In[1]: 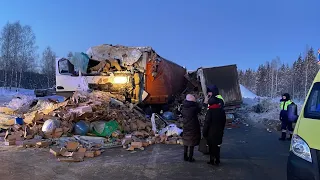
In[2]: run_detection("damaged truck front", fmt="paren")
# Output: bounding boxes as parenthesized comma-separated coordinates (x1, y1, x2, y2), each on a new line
(55, 44, 187, 105)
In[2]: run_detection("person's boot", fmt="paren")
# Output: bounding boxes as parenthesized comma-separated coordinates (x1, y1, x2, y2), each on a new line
(215, 147, 221, 166)
(188, 156, 195, 162)
(188, 146, 195, 162)
(184, 146, 189, 161)
(287, 134, 293, 141)
(184, 154, 189, 161)
(279, 132, 286, 141)
(207, 155, 215, 165)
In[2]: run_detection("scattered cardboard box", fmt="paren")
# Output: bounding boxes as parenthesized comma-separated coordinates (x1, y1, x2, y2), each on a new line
(5, 140, 16, 146)
(23, 140, 37, 148)
(36, 141, 52, 148)
(78, 147, 86, 153)
(7, 135, 16, 141)
(50, 148, 61, 156)
(142, 142, 149, 147)
(73, 152, 85, 160)
(61, 151, 74, 157)
(131, 142, 142, 149)
(94, 150, 101, 156)
(58, 157, 83, 162)
(66, 142, 79, 151)
(85, 151, 95, 158)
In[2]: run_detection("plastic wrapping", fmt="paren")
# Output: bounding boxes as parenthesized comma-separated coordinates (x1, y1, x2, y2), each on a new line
(151, 113, 157, 134)
(69, 52, 90, 74)
(90, 120, 119, 137)
(42, 119, 61, 133)
(159, 124, 183, 136)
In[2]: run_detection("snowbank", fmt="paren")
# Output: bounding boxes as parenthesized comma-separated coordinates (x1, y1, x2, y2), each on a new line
(243, 98, 303, 124)
(0, 87, 64, 108)
(240, 84, 257, 99)
(0, 87, 35, 106)
(7, 95, 36, 113)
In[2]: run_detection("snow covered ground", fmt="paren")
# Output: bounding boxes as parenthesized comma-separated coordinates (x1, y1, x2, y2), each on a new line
(239, 84, 304, 128)
(0, 88, 34, 106)
(240, 84, 257, 99)
(0, 87, 64, 106)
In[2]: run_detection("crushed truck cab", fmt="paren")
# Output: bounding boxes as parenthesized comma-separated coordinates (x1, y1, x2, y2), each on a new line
(55, 44, 187, 104)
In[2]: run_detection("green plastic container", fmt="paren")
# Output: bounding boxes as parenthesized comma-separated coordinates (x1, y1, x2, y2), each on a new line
(92, 120, 119, 137)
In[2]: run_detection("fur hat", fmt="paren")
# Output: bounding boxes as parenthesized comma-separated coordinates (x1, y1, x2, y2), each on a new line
(186, 94, 196, 102)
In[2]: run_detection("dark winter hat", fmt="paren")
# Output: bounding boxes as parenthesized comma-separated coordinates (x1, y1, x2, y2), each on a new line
(282, 93, 291, 100)
(207, 85, 219, 96)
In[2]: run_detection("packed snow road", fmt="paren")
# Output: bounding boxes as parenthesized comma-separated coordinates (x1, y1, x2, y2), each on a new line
(0, 122, 290, 180)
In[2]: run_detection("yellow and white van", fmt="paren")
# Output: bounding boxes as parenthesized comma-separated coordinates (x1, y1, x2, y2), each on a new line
(287, 71, 320, 180)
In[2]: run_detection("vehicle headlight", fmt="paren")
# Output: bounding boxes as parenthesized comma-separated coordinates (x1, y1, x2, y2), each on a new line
(113, 76, 128, 84)
(291, 134, 312, 163)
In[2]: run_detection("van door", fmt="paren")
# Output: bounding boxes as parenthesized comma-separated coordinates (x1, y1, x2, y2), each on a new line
(297, 82, 320, 150)
(55, 58, 82, 96)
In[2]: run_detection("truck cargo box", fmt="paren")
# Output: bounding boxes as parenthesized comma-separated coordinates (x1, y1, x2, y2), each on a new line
(192, 64, 242, 107)
(144, 58, 187, 104)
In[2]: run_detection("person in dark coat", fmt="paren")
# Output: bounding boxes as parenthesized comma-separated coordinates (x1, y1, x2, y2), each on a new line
(206, 85, 225, 108)
(203, 93, 226, 166)
(182, 94, 201, 162)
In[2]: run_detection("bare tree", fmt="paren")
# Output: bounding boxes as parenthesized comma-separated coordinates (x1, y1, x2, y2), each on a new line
(271, 57, 280, 97)
(18, 25, 38, 88)
(42, 47, 56, 88)
(0, 21, 38, 89)
(0, 22, 15, 89)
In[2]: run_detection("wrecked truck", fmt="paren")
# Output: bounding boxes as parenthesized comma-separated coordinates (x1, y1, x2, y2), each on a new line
(188, 64, 242, 118)
(55, 44, 187, 106)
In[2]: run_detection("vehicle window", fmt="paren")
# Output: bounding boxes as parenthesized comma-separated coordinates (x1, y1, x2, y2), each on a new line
(304, 82, 320, 119)
(58, 59, 78, 76)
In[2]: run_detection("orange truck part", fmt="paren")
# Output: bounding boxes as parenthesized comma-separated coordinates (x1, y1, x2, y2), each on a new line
(144, 58, 187, 104)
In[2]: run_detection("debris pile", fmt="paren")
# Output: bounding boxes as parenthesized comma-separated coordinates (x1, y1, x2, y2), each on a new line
(0, 90, 184, 162)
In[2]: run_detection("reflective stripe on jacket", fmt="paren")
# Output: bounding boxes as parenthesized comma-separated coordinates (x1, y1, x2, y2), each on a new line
(280, 100, 292, 111)
(216, 95, 224, 102)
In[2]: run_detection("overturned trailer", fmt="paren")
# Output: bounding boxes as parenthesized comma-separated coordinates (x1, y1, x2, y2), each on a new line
(188, 64, 242, 114)
(55, 44, 187, 105)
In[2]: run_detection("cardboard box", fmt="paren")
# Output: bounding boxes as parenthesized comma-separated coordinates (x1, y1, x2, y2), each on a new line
(94, 151, 101, 157)
(23, 140, 37, 148)
(66, 142, 79, 151)
(142, 142, 149, 147)
(85, 151, 95, 158)
(131, 142, 142, 149)
(61, 151, 73, 157)
(5, 140, 16, 146)
(36, 141, 52, 148)
(7, 135, 16, 141)
(73, 152, 85, 160)
(58, 157, 83, 162)
(26, 135, 33, 140)
(78, 147, 86, 153)
(50, 148, 60, 156)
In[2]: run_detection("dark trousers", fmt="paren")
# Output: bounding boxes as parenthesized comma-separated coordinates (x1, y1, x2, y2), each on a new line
(280, 111, 293, 133)
(209, 144, 220, 163)
(184, 146, 194, 158)
(281, 120, 293, 132)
